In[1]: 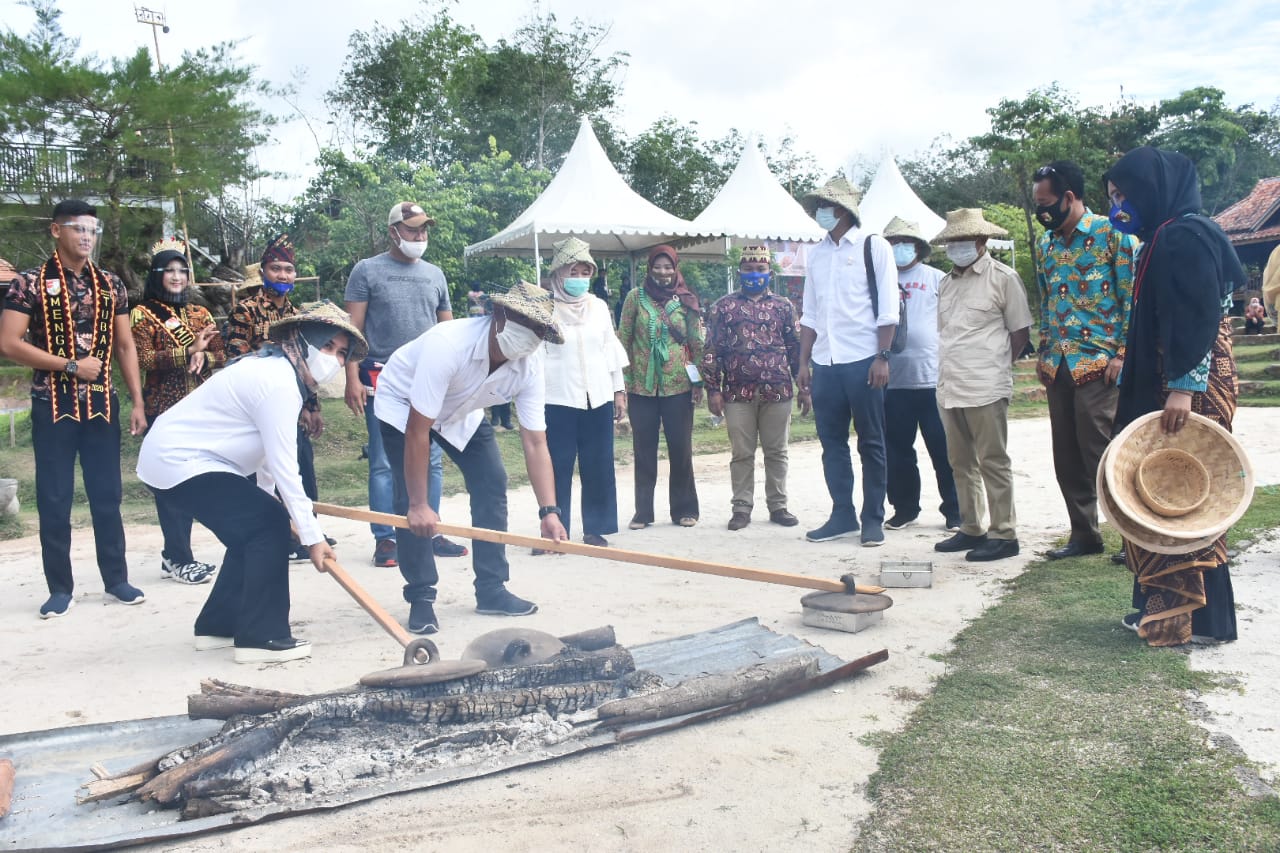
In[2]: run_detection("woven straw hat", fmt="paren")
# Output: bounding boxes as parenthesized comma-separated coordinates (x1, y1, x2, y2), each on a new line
(882, 216, 931, 256)
(931, 208, 1010, 244)
(269, 301, 369, 362)
(1136, 448, 1210, 517)
(236, 262, 263, 293)
(801, 176, 862, 220)
(492, 280, 565, 344)
(1099, 411, 1253, 547)
(549, 237, 595, 274)
(1096, 442, 1221, 554)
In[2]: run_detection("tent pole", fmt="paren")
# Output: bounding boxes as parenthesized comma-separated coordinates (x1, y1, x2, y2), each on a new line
(533, 224, 541, 285)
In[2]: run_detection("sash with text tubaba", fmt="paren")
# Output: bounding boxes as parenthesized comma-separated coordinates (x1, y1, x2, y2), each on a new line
(38, 253, 115, 422)
(134, 300, 197, 353)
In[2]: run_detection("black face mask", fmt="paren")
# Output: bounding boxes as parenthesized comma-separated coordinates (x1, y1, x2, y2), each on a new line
(1035, 195, 1070, 231)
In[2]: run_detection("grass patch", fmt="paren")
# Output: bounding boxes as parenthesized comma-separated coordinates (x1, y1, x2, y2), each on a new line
(852, 488, 1280, 852)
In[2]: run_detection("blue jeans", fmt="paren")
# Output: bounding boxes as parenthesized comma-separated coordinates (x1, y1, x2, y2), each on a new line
(884, 387, 959, 521)
(545, 402, 618, 538)
(366, 398, 442, 542)
(811, 359, 888, 530)
(380, 419, 510, 603)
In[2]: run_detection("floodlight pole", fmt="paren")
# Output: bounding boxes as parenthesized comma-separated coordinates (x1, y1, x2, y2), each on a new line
(135, 6, 195, 276)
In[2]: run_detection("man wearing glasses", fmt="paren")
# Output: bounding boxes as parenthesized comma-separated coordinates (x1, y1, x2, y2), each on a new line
(343, 202, 467, 570)
(0, 199, 149, 618)
(1031, 161, 1137, 560)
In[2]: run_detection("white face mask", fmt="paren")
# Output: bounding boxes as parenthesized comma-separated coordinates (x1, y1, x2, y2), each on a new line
(305, 347, 343, 383)
(496, 320, 544, 360)
(814, 206, 840, 232)
(397, 237, 428, 260)
(946, 241, 980, 268)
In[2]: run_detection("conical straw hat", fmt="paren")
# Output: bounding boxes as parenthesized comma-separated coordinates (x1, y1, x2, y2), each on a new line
(1101, 411, 1252, 543)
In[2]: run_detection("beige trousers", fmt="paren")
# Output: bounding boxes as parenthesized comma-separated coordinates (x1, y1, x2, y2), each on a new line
(724, 399, 792, 513)
(939, 399, 1016, 540)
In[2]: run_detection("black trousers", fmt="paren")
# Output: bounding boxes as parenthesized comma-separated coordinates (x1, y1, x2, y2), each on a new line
(151, 472, 293, 645)
(628, 391, 699, 523)
(30, 396, 129, 595)
(884, 387, 959, 522)
(154, 492, 195, 564)
(381, 419, 510, 603)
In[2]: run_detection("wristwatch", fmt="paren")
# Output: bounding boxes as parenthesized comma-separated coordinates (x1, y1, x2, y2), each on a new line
(538, 505, 562, 519)
(876, 349, 891, 361)
(64, 360, 78, 376)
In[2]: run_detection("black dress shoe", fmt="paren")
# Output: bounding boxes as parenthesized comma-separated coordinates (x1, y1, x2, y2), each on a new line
(1046, 541, 1105, 560)
(966, 538, 1020, 562)
(769, 509, 799, 527)
(935, 531, 987, 552)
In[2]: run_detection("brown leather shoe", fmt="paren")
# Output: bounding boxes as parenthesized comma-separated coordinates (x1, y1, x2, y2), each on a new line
(769, 509, 799, 527)
(727, 512, 751, 531)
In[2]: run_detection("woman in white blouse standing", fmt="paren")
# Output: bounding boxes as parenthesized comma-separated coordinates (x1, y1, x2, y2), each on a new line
(541, 237, 629, 547)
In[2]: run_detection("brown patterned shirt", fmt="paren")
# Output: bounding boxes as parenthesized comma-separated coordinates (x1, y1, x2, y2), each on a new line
(223, 287, 297, 358)
(701, 290, 801, 402)
(4, 261, 130, 400)
(130, 302, 226, 421)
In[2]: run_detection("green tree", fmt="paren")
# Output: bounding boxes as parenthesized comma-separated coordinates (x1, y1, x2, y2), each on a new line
(0, 0, 271, 287)
(625, 119, 727, 219)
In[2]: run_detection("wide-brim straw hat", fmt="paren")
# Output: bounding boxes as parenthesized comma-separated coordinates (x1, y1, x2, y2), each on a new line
(492, 280, 565, 345)
(1096, 442, 1222, 555)
(269, 301, 369, 362)
(801, 176, 862, 220)
(236, 262, 263, 293)
(931, 208, 1009, 244)
(882, 216, 931, 256)
(549, 236, 595, 274)
(1099, 411, 1253, 548)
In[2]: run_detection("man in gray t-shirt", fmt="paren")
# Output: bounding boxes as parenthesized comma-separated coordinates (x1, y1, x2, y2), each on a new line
(343, 201, 465, 568)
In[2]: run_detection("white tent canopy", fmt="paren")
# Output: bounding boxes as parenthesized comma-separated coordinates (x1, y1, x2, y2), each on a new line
(686, 137, 827, 245)
(464, 118, 724, 262)
(858, 154, 1013, 252)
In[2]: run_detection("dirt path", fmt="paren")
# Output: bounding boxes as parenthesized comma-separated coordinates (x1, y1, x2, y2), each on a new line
(3, 410, 1276, 851)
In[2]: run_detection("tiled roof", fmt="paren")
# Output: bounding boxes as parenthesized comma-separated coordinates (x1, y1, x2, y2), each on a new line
(1215, 177, 1280, 239)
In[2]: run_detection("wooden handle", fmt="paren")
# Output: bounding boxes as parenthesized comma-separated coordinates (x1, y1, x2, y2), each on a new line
(0, 757, 14, 819)
(320, 555, 415, 650)
(313, 503, 885, 595)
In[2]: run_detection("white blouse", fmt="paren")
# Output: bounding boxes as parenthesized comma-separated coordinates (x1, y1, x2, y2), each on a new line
(542, 297, 628, 410)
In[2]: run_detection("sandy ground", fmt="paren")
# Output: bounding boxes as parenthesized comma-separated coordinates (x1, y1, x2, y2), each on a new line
(2, 410, 1277, 851)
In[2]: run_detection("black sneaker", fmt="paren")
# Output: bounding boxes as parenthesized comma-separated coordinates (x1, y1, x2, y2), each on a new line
(935, 531, 987, 553)
(475, 588, 538, 616)
(39, 593, 74, 619)
(161, 556, 215, 585)
(408, 600, 439, 635)
(288, 543, 311, 562)
(884, 513, 918, 531)
(105, 582, 146, 605)
(1111, 549, 1128, 566)
(432, 536, 469, 558)
(1121, 612, 1141, 633)
(805, 515, 859, 542)
(944, 517, 963, 532)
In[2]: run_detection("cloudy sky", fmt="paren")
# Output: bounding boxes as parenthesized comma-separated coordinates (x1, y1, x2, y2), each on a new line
(5, 0, 1278, 203)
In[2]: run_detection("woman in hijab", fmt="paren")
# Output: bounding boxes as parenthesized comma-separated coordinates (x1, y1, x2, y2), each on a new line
(616, 244, 705, 528)
(130, 238, 225, 585)
(1105, 146, 1247, 647)
(539, 238, 629, 548)
(137, 303, 366, 663)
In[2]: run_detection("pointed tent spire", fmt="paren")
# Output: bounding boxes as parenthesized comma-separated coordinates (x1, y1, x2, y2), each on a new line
(689, 135, 826, 244)
(856, 154, 946, 239)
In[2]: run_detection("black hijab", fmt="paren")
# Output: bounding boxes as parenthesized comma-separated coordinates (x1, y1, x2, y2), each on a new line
(144, 249, 188, 305)
(1106, 147, 1247, 428)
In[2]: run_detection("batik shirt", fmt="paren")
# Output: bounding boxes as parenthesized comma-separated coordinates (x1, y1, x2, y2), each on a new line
(223, 287, 297, 358)
(1036, 210, 1137, 385)
(5, 262, 130, 400)
(701, 290, 800, 402)
(130, 302, 226, 421)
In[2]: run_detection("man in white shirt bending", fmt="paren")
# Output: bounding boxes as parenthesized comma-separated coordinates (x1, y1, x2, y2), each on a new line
(374, 281, 568, 635)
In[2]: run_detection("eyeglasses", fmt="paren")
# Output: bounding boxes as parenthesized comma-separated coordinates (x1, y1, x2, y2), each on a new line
(58, 221, 103, 236)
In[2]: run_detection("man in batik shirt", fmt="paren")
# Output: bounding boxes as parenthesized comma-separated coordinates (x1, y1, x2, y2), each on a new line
(703, 245, 807, 530)
(1033, 160, 1136, 560)
(0, 199, 149, 618)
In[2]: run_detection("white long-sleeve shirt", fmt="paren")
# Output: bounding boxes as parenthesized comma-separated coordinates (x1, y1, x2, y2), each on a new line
(542, 297, 628, 409)
(799, 228, 900, 365)
(136, 355, 323, 546)
(374, 316, 546, 448)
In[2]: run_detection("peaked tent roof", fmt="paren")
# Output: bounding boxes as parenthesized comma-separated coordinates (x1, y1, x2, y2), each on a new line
(856, 154, 947, 239)
(465, 118, 723, 260)
(686, 137, 827, 245)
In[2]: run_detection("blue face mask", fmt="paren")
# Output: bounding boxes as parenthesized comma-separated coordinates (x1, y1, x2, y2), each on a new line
(739, 270, 770, 293)
(815, 206, 840, 232)
(1108, 199, 1143, 236)
(892, 243, 919, 267)
(264, 277, 295, 296)
(562, 277, 590, 297)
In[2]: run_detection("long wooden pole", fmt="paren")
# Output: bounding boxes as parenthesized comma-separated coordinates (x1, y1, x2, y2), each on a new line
(313, 503, 884, 595)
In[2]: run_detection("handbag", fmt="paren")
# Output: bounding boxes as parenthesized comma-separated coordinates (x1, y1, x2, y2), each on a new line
(864, 237, 908, 354)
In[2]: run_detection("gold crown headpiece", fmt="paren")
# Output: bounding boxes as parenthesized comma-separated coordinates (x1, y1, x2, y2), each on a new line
(150, 236, 187, 257)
